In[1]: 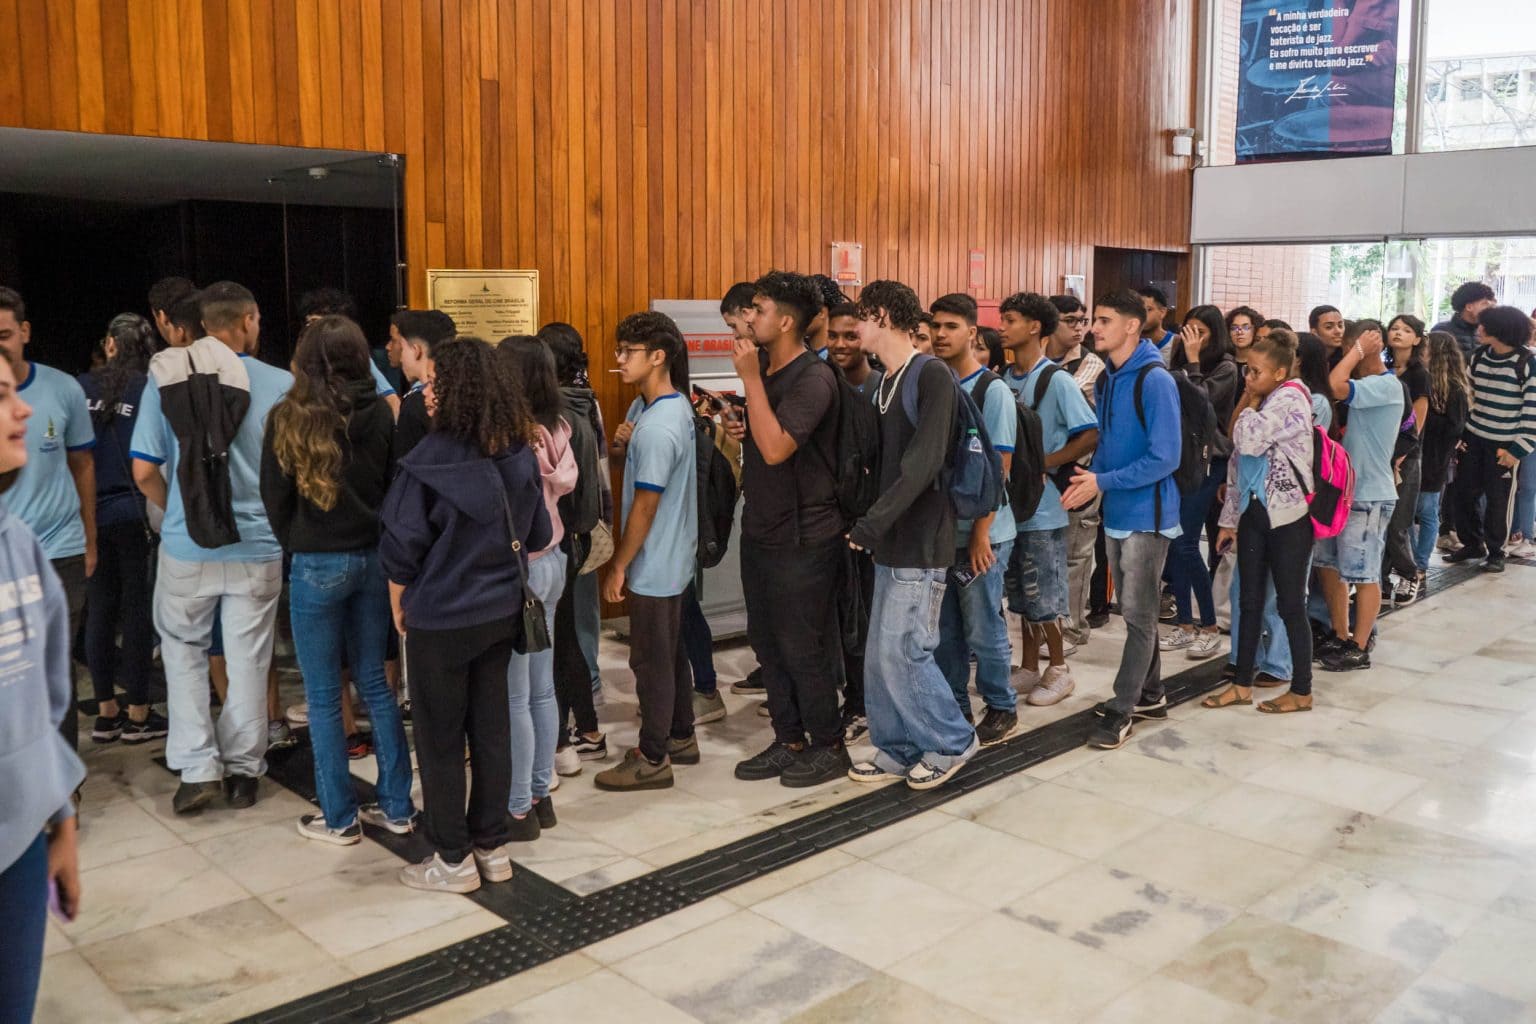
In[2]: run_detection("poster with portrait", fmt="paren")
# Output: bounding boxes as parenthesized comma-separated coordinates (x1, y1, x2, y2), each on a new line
(1235, 0, 1401, 162)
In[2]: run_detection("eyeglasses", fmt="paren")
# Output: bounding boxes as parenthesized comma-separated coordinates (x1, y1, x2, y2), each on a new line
(1061, 316, 1089, 327)
(1231, 324, 1254, 334)
(614, 345, 648, 361)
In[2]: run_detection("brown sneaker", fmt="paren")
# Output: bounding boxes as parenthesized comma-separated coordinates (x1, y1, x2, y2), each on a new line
(593, 748, 674, 791)
(666, 734, 700, 765)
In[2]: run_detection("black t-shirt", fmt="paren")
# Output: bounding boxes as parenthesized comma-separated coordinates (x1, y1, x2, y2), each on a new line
(741, 350, 840, 546)
(392, 386, 430, 467)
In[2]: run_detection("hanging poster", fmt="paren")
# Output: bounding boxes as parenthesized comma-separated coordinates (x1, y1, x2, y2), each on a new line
(1235, 0, 1401, 162)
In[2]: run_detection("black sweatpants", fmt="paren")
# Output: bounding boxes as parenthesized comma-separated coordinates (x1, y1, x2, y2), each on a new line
(1382, 447, 1422, 581)
(403, 617, 516, 863)
(627, 592, 693, 764)
(85, 522, 155, 707)
(838, 548, 874, 717)
(52, 555, 87, 751)
(1089, 521, 1110, 615)
(1454, 434, 1515, 558)
(742, 537, 844, 749)
(1235, 503, 1314, 696)
(553, 551, 600, 740)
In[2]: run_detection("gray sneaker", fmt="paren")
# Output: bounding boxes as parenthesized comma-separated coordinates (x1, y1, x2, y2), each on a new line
(693, 690, 727, 724)
(472, 845, 513, 883)
(297, 814, 362, 846)
(399, 853, 481, 893)
(358, 803, 418, 835)
(1026, 665, 1076, 706)
(594, 748, 674, 791)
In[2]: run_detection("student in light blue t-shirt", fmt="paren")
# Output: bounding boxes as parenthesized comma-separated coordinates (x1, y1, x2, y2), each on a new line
(129, 282, 293, 815)
(927, 294, 1022, 747)
(0, 287, 97, 754)
(296, 286, 401, 415)
(999, 292, 1100, 710)
(596, 311, 698, 793)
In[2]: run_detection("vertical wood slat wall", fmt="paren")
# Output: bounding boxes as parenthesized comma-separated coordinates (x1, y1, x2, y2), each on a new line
(0, 0, 1196, 426)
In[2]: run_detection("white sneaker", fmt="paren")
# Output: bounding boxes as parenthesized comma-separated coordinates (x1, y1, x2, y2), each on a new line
(1158, 628, 1197, 652)
(285, 702, 309, 726)
(554, 745, 582, 777)
(399, 853, 481, 893)
(1027, 665, 1076, 706)
(471, 845, 514, 883)
(358, 803, 418, 835)
(1185, 631, 1222, 660)
(549, 772, 560, 792)
(1011, 667, 1042, 694)
(1511, 539, 1536, 559)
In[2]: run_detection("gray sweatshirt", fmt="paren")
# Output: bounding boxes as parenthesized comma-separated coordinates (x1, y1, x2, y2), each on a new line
(0, 502, 82, 874)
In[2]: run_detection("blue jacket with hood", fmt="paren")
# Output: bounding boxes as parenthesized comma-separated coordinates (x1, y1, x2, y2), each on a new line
(0, 501, 83, 875)
(379, 431, 552, 633)
(1092, 339, 1183, 534)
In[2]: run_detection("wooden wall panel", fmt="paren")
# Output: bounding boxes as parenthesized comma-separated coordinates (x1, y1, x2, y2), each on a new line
(1, 0, 1197, 429)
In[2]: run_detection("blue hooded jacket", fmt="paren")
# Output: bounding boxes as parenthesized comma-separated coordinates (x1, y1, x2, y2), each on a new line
(1092, 339, 1183, 534)
(379, 432, 552, 633)
(0, 502, 82, 875)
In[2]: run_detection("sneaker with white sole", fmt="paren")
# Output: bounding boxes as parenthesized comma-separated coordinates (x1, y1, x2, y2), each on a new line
(1185, 631, 1222, 660)
(1392, 575, 1422, 606)
(693, 690, 727, 724)
(1511, 540, 1536, 559)
(1158, 628, 1197, 652)
(841, 712, 869, 745)
(847, 760, 904, 784)
(1011, 667, 1042, 694)
(1026, 665, 1076, 706)
(285, 702, 309, 727)
(554, 745, 582, 777)
(358, 803, 417, 835)
(1038, 636, 1078, 659)
(731, 668, 766, 695)
(1436, 532, 1460, 553)
(297, 814, 362, 846)
(571, 730, 608, 761)
(472, 845, 514, 882)
(400, 853, 481, 893)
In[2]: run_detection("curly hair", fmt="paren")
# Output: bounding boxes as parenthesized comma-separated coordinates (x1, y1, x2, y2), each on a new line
(93, 313, 157, 429)
(999, 291, 1060, 337)
(855, 280, 924, 333)
(753, 269, 822, 335)
(431, 337, 537, 454)
(269, 315, 373, 511)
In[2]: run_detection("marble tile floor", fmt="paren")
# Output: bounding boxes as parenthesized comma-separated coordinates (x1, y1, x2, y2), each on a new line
(35, 569, 1536, 1023)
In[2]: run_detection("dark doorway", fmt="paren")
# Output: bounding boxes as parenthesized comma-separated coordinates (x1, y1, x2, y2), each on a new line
(1093, 246, 1190, 327)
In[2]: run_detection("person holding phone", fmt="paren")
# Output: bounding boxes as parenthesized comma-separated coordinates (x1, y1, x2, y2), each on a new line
(0, 353, 84, 1021)
(1203, 331, 1316, 713)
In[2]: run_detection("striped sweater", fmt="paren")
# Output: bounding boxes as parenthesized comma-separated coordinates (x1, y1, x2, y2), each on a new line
(1466, 346, 1536, 458)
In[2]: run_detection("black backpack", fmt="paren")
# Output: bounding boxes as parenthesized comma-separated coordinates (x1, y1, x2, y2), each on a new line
(558, 410, 603, 537)
(970, 369, 1049, 523)
(695, 413, 739, 569)
(1133, 364, 1215, 495)
(825, 362, 882, 523)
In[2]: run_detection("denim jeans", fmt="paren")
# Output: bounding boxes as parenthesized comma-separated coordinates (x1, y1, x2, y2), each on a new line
(1226, 560, 1291, 680)
(289, 550, 414, 827)
(865, 564, 978, 774)
(0, 833, 46, 1023)
(572, 569, 603, 694)
(1514, 453, 1536, 541)
(1169, 462, 1224, 627)
(935, 541, 1016, 714)
(507, 550, 566, 816)
(155, 553, 282, 783)
(1411, 488, 1442, 572)
(1105, 532, 1171, 715)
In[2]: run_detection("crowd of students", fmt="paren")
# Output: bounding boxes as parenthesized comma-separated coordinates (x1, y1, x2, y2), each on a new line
(1, 268, 1534, 1016)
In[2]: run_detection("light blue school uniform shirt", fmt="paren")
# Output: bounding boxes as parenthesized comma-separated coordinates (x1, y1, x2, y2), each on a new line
(954, 368, 1017, 546)
(1312, 391, 1333, 430)
(1344, 371, 1405, 504)
(622, 391, 697, 597)
(369, 360, 396, 397)
(130, 353, 294, 563)
(10, 363, 95, 559)
(1005, 356, 1098, 533)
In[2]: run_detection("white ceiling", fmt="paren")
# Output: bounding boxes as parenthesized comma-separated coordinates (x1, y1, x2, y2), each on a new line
(0, 127, 398, 209)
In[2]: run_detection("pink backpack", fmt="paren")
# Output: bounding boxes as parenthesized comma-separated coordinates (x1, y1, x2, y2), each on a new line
(1283, 381, 1354, 539)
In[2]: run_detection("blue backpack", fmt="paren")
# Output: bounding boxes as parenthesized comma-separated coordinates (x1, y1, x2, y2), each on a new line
(899, 354, 1006, 520)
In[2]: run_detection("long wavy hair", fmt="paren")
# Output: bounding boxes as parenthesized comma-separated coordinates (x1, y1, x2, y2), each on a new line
(269, 315, 373, 511)
(1426, 331, 1470, 415)
(93, 313, 157, 429)
(431, 337, 537, 455)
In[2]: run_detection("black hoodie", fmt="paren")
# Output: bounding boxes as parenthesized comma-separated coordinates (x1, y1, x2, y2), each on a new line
(379, 431, 552, 632)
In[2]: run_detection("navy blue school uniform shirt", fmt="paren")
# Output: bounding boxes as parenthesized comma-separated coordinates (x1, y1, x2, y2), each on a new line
(78, 370, 147, 529)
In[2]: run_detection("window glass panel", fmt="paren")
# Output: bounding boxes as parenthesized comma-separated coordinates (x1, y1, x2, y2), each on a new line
(1420, 0, 1536, 151)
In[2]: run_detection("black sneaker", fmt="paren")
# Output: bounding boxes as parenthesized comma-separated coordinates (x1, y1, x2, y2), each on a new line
(121, 709, 170, 743)
(1087, 609, 1111, 629)
(731, 667, 767, 695)
(1484, 556, 1506, 573)
(1092, 695, 1167, 721)
(1322, 645, 1371, 672)
(534, 796, 556, 829)
(508, 811, 541, 842)
(92, 713, 124, 743)
(734, 741, 804, 781)
(225, 775, 259, 809)
(1392, 576, 1422, 606)
(173, 780, 223, 815)
(1158, 593, 1177, 623)
(841, 711, 868, 745)
(1444, 545, 1487, 564)
(780, 745, 852, 788)
(571, 730, 609, 761)
(976, 707, 1020, 747)
(1087, 710, 1133, 750)
(1312, 634, 1348, 664)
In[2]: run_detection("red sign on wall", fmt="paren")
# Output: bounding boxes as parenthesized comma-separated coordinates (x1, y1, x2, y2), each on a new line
(830, 242, 864, 288)
(968, 248, 986, 292)
(685, 333, 735, 355)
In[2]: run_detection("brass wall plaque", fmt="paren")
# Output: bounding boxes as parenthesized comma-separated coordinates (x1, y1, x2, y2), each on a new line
(425, 269, 540, 339)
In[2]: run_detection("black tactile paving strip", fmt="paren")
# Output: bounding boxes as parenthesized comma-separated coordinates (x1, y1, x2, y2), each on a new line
(236, 557, 1491, 1023)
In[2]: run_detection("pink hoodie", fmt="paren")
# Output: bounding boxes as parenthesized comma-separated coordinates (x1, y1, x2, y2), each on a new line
(532, 418, 578, 559)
